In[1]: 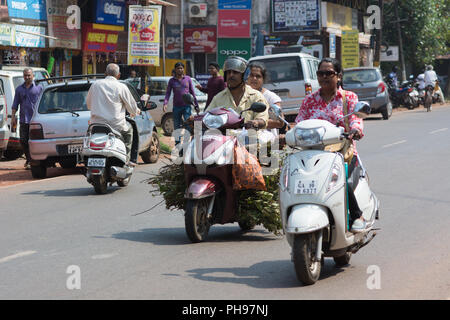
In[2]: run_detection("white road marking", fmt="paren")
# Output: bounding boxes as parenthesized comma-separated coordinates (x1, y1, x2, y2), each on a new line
(0, 250, 36, 264)
(382, 140, 407, 148)
(429, 128, 448, 134)
(91, 253, 118, 260)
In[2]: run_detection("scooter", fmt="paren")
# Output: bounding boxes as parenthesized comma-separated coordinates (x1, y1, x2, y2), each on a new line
(386, 76, 419, 109)
(81, 119, 139, 194)
(181, 94, 267, 243)
(279, 102, 380, 285)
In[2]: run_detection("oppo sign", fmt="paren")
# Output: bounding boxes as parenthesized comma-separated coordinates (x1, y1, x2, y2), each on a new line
(220, 49, 249, 56)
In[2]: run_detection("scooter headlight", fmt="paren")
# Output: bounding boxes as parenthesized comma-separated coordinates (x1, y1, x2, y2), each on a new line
(203, 113, 228, 129)
(294, 127, 325, 147)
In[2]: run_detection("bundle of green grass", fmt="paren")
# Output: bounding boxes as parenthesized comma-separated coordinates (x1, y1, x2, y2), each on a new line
(147, 161, 282, 235)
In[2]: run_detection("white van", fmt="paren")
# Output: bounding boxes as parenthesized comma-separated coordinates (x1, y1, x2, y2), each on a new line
(0, 85, 8, 157)
(249, 53, 320, 121)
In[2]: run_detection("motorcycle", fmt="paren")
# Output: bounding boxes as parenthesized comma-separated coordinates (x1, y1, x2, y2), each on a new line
(181, 93, 267, 243)
(81, 101, 158, 194)
(279, 101, 380, 285)
(386, 76, 419, 109)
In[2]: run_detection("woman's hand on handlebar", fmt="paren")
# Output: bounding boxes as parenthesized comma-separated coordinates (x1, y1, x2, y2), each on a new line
(348, 129, 362, 140)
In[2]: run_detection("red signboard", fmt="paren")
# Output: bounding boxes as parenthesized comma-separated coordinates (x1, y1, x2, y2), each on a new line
(184, 27, 217, 53)
(218, 10, 251, 38)
(82, 23, 119, 52)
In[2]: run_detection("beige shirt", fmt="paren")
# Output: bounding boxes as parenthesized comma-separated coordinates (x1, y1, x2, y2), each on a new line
(87, 76, 139, 132)
(206, 85, 269, 128)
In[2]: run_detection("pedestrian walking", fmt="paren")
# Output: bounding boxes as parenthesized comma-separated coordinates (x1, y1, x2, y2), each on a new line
(195, 62, 226, 108)
(11, 68, 43, 169)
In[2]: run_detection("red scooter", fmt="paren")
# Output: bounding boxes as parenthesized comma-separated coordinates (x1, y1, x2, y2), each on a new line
(180, 94, 267, 242)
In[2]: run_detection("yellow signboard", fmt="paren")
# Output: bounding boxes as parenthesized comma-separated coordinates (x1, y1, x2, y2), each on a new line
(128, 5, 162, 66)
(341, 30, 359, 69)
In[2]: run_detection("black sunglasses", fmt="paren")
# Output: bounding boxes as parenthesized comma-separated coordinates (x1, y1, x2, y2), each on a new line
(316, 70, 338, 78)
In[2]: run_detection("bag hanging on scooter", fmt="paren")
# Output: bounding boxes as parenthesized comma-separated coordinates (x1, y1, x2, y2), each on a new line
(232, 143, 267, 191)
(341, 91, 355, 163)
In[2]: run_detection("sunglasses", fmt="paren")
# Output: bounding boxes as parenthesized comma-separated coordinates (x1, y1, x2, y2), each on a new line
(316, 70, 338, 78)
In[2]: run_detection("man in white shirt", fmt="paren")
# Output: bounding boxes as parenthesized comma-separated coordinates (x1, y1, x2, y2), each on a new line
(424, 65, 438, 87)
(87, 63, 141, 164)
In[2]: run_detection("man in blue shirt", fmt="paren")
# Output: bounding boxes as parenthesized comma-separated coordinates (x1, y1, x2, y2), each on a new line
(11, 68, 43, 169)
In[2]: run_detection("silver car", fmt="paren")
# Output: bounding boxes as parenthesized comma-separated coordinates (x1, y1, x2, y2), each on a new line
(28, 77, 160, 179)
(343, 67, 393, 120)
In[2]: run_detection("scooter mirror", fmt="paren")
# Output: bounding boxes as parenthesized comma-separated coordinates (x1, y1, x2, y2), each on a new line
(249, 102, 267, 113)
(354, 101, 371, 118)
(182, 93, 195, 106)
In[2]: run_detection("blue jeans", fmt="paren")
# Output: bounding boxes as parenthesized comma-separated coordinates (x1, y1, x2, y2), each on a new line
(173, 105, 191, 143)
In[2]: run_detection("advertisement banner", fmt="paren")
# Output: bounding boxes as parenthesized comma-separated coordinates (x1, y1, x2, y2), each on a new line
(14, 24, 46, 47)
(184, 27, 216, 53)
(165, 24, 181, 59)
(218, 10, 251, 38)
(0, 23, 14, 46)
(272, 0, 320, 32)
(82, 23, 119, 52)
(128, 5, 161, 66)
(341, 30, 359, 69)
(95, 0, 126, 26)
(218, 0, 252, 10)
(7, 0, 47, 21)
(217, 38, 251, 68)
(46, 0, 81, 49)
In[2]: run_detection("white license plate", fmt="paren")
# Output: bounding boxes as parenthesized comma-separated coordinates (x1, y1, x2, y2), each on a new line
(294, 179, 318, 194)
(68, 144, 83, 154)
(87, 157, 106, 167)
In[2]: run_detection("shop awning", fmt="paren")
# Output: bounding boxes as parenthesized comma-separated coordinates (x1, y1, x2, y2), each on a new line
(146, 0, 177, 6)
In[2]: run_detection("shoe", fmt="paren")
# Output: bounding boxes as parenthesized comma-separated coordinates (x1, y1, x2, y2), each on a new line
(351, 218, 367, 233)
(24, 162, 30, 170)
(127, 161, 137, 167)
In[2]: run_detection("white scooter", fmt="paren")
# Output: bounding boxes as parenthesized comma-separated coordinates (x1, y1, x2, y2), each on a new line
(278, 102, 380, 285)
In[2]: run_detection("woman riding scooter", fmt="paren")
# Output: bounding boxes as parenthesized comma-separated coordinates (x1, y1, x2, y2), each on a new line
(295, 57, 367, 233)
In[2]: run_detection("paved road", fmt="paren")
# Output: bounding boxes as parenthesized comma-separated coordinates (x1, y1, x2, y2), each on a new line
(0, 106, 449, 300)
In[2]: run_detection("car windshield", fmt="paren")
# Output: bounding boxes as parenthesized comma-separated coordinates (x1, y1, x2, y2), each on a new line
(252, 57, 304, 83)
(39, 84, 90, 114)
(343, 70, 380, 84)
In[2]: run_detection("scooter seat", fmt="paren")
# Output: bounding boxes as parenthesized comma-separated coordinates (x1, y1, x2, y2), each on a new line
(89, 123, 123, 139)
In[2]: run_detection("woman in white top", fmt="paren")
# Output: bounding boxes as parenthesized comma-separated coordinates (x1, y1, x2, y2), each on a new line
(246, 62, 289, 132)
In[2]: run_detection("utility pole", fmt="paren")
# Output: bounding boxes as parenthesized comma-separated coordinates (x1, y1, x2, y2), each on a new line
(373, 0, 383, 68)
(394, 0, 407, 82)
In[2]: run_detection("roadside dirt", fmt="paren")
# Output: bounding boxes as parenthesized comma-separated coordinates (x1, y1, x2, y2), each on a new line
(1, 102, 448, 188)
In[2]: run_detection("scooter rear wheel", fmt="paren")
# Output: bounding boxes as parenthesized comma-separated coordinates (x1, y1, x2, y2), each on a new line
(92, 175, 108, 194)
(293, 231, 322, 285)
(185, 199, 211, 243)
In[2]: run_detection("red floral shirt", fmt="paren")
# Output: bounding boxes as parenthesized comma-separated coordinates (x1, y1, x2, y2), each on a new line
(295, 88, 364, 154)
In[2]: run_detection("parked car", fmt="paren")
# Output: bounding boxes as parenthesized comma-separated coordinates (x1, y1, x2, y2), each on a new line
(2, 66, 50, 85)
(248, 52, 320, 122)
(0, 84, 8, 157)
(0, 70, 27, 159)
(28, 77, 160, 179)
(126, 76, 208, 136)
(343, 67, 393, 120)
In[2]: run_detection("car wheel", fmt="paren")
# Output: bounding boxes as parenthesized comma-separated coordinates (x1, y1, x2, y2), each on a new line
(161, 113, 174, 137)
(31, 161, 47, 179)
(382, 102, 392, 120)
(3, 149, 23, 160)
(141, 131, 160, 163)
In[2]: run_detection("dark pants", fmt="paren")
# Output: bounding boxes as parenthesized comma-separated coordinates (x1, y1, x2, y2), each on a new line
(120, 123, 133, 162)
(19, 123, 31, 163)
(173, 105, 192, 144)
(347, 156, 363, 221)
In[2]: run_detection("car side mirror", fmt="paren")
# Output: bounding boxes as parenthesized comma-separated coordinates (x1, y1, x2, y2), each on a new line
(143, 101, 157, 111)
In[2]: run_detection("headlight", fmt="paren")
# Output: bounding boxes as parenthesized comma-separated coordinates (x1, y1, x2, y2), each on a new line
(203, 113, 228, 129)
(294, 127, 325, 147)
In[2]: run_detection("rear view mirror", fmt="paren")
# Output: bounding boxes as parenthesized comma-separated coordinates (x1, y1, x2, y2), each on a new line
(146, 101, 157, 110)
(182, 93, 195, 106)
(270, 104, 282, 117)
(249, 102, 267, 113)
(354, 101, 371, 118)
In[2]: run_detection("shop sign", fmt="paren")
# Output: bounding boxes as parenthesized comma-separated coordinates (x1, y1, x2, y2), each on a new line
(324, 2, 358, 31)
(341, 29, 359, 68)
(82, 23, 119, 52)
(218, 0, 252, 10)
(46, 0, 81, 49)
(7, 0, 47, 21)
(95, 0, 125, 26)
(128, 5, 161, 66)
(165, 24, 181, 59)
(329, 33, 336, 58)
(14, 24, 46, 47)
(272, 0, 320, 32)
(217, 38, 251, 68)
(218, 9, 251, 38)
(184, 27, 216, 53)
(0, 23, 14, 46)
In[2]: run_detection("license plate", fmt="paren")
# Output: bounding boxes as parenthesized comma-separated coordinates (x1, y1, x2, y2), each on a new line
(68, 144, 83, 154)
(294, 179, 318, 194)
(87, 157, 106, 167)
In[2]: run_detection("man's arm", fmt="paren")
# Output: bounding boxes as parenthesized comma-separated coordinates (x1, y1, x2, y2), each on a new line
(120, 85, 140, 117)
(163, 78, 173, 106)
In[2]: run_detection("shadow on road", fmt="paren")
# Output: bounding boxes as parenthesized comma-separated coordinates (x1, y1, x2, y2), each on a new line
(22, 186, 121, 197)
(110, 226, 281, 246)
(185, 259, 347, 289)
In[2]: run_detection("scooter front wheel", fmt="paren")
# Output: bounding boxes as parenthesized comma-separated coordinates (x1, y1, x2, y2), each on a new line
(185, 199, 211, 243)
(293, 231, 322, 285)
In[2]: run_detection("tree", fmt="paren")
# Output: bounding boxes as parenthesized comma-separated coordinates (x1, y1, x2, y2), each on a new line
(381, 0, 449, 77)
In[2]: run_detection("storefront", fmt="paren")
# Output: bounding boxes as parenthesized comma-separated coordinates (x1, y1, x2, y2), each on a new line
(183, 26, 217, 75)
